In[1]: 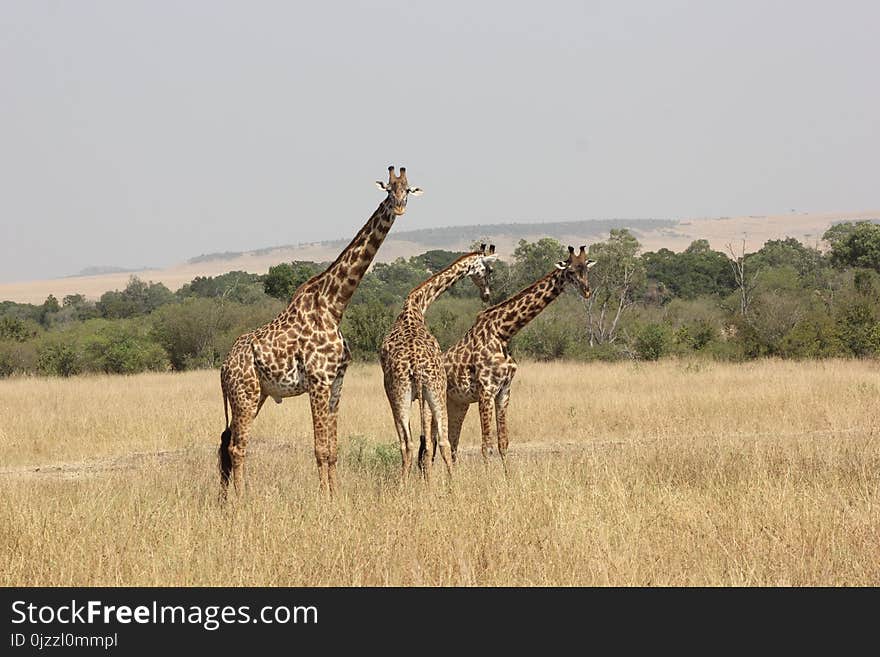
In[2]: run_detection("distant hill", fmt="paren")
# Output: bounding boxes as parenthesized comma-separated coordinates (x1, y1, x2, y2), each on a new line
(2, 210, 878, 304)
(67, 265, 147, 278)
(187, 218, 677, 265)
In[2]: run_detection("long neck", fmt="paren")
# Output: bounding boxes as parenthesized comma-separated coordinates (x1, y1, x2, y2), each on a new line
(482, 268, 566, 342)
(405, 255, 478, 315)
(320, 197, 396, 322)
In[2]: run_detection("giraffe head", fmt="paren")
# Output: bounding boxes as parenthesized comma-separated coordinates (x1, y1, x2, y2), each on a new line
(375, 165, 422, 216)
(466, 243, 498, 303)
(555, 245, 597, 299)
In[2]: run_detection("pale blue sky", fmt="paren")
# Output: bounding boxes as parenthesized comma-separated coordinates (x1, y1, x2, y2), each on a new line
(1, 1, 878, 282)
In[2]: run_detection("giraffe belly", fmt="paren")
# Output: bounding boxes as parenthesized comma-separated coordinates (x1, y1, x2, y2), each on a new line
(259, 367, 308, 402)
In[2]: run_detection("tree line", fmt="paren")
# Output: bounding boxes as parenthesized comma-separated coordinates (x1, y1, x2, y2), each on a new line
(1, 220, 879, 377)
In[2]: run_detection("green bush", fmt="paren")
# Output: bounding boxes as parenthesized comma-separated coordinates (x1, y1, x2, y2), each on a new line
(633, 323, 670, 361)
(37, 340, 82, 377)
(152, 298, 282, 370)
(341, 300, 396, 360)
(82, 323, 169, 374)
(426, 297, 484, 350)
(0, 340, 38, 377)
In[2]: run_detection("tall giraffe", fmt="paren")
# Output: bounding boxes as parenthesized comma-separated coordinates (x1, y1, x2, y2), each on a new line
(443, 245, 595, 463)
(379, 244, 497, 480)
(219, 165, 422, 498)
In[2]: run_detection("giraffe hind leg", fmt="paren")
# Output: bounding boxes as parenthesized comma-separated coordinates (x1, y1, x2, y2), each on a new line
(447, 397, 470, 464)
(425, 380, 453, 479)
(218, 427, 233, 501)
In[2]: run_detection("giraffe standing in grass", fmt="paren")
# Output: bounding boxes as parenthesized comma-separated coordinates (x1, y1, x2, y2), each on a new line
(219, 166, 422, 499)
(379, 245, 497, 480)
(443, 245, 595, 463)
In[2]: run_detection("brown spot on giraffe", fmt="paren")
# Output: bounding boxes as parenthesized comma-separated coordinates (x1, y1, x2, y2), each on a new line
(218, 166, 423, 500)
(443, 245, 596, 464)
(379, 245, 497, 482)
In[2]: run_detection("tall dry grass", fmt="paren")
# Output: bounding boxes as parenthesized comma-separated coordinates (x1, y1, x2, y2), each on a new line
(1, 359, 878, 585)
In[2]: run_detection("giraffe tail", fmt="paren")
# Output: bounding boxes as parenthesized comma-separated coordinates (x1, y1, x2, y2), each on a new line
(219, 383, 232, 484)
(222, 385, 230, 430)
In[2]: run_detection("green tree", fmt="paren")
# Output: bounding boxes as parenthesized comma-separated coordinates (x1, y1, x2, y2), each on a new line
(642, 241, 736, 300)
(340, 299, 395, 360)
(586, 229, 645, 345)
(98, 277, 174, 319)
(0, 316, 38, 342)
(262, 262, 322, 300)
(37, 340, 81, 377)
(824, 221, 880, 272)
(747, 238, 826, 279)
(510, 238, 566, 290)
(81, 322, 169, 374)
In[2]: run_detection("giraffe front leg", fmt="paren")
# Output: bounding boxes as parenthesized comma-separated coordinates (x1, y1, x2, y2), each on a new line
(309, 384, 333, 496)
(477, 390, 496, 462)
(326, 367, 349, 496)
(495, 381, 512, 460)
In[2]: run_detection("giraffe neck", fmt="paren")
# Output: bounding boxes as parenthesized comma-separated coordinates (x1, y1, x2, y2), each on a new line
(319, 197, 396, 323)
(483, 268, 566, 342)
(404, 253, 480, 316)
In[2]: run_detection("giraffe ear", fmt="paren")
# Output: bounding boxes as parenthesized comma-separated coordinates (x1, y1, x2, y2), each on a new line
(555, 261, 568, 270)
(376, 181, 389, 191)
(586, 259, 597, 269)
(407, 187, 423, 196)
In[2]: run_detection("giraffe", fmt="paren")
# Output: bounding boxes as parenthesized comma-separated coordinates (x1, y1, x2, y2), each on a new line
(442, 245, 596, 463)
(218, 165, 422, 499)
(378, 244, 497, 480)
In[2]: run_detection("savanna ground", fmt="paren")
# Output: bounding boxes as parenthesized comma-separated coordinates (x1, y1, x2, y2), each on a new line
(1, 359, 878, 586)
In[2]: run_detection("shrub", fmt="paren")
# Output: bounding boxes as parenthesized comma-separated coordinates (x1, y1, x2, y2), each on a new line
(0, 341, 38, 377)
(633, 323, 670, 361)
(37, 341, 81, 377)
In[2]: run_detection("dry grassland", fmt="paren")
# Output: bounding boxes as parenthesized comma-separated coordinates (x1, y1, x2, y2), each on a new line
(1, 359, 878, 586)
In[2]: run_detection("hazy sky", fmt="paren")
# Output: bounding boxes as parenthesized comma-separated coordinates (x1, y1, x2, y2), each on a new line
(1, 1, 878, 283)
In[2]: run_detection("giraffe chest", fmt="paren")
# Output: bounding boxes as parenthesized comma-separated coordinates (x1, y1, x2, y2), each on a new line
(445, 347, 516, 403)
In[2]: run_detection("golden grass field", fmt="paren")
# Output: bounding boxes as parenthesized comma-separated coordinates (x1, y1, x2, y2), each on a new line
(1, 359, 878, 586)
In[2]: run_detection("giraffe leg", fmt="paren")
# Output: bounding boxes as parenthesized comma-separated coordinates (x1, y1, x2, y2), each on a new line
(495, 382, 512, 460)
(219, 373, 263, 502)
(384, 370, 415, 476)
(420, 415, 438, 465)
(326, 365, 348, 497)
(220, 392, 263, 501)
(395, 401, 415, 476)
(426, 380, 453, 479)
(477, 390, 496, 462)
(447, 397, 469, 464)
(418, 383, 435, 483)
(309, 384, 333, 496)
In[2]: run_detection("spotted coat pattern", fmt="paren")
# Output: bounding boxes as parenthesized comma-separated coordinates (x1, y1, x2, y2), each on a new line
(443, 246, 595, 462)
(378, 247, 495, 480)
(219, 166, 420, 498)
